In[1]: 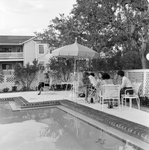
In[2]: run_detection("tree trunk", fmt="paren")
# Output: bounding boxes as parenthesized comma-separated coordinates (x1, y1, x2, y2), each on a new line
(141, 55, 148, 69)
(141, 40, 149, 69)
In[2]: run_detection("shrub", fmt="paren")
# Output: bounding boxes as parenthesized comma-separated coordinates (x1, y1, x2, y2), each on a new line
(2, 88, 9, 93)
(14, 59, 39, 91)
(12, 86, 17, 92)
(20, 86, 28, 91)
(140, 96, 149, 107)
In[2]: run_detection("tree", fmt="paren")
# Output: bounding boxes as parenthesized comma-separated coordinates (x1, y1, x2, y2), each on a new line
(35, 14, 79, 50)
(121, 51, 142, 69)
(14, 59, 39, 90)
(118, 0, 149, 68)
(36, 0, 149, 70)
(47, 57, 74, 82)
(71, 0, 149, 68)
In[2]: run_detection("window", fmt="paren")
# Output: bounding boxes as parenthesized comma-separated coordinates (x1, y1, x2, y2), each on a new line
(2, 64, 12, 70)
(39, 45, 44, 54)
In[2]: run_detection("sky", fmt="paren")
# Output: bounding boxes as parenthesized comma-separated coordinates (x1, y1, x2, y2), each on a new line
(0, 0, 76, 36)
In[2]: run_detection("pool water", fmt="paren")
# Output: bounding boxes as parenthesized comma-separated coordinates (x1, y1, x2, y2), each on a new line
(0, 102, 141, 150)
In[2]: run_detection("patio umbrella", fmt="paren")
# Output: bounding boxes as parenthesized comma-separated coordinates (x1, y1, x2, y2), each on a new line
(52, 39, 100, 99)
(52, 40, 99, 59)
(52, 39, 99, 71)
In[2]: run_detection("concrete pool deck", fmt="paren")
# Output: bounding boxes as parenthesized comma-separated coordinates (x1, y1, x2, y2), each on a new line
(0, 90, 149, 128)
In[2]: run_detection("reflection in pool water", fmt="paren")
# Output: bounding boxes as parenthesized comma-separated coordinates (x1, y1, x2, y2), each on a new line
(0, 103, 141, 150)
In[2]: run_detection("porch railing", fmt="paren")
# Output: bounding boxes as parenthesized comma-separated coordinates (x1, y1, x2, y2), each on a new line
(0, 52, 23, 59)
(2, 70, 14, 75)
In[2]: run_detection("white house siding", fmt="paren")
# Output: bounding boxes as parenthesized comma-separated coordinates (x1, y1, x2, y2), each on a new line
(23, 41, 50, 66)
(23, 40, 36, 65)
(36, 43, 50, 65)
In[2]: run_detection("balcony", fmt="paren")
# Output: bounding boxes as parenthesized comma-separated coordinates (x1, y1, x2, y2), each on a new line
(0, 52, 23, 59)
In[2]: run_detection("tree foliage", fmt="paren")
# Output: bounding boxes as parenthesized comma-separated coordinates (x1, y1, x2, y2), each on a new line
(47, 57, 93, 82)
(72, 0, 149, 68)
(36, 0, 149, 70)
(14, 59, 39, 90)
(121, 51, 142, 69)
(47, 57, 74, 82)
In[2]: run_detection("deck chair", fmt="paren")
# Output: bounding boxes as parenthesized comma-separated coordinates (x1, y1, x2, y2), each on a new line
(43, 83, 50, 91)
(121, 83, 141, 110)
(99, 85, 120, 110)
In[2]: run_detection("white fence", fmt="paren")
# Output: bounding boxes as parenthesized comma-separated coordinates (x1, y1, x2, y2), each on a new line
(0, 74, 38, 91)
(0, 75, 15, 91)
(125, 69, 149, 96)
(0, 52, 23, 59)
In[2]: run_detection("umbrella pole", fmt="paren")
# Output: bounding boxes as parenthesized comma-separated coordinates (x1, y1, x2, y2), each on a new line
(73, 58, 77, 102)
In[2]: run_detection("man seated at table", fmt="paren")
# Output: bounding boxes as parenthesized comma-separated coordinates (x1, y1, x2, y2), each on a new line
(117, 70, 133, 96)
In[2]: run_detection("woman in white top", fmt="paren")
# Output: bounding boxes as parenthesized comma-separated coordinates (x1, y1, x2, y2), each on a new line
(117, 70, 133, 96)
(101, 73, 113, 85)
(88, 73, 97, 87)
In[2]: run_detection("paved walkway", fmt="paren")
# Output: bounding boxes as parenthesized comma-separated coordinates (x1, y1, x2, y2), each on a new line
(0, 90, 149, 128)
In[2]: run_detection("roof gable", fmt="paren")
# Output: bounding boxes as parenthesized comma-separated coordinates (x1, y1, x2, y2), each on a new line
(0, 35, 34, 45)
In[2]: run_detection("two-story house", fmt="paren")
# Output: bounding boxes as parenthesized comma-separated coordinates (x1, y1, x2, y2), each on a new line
(0, 35, 50, 72)
(0, 35, 50, 91)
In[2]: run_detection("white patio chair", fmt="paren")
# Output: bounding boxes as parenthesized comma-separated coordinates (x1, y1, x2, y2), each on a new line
(99, 84, 120, 110)
(121, 83, 141, 110)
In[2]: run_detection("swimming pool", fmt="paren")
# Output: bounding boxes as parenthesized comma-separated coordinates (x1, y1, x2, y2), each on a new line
(0, 102, 145, 150)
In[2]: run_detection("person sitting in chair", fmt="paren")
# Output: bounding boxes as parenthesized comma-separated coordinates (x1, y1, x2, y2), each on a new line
(88, 72, 97, 103)
(101, 73, 113, 85)
(88, 72, 97, 88)
(117, 70, 133, 97)
(80, 72, 91, 102)
(38, 73, 50, 95)
(101, 73, 114, 108)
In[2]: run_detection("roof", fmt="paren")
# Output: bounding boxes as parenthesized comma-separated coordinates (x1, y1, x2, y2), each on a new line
(0, 35, 35, 45)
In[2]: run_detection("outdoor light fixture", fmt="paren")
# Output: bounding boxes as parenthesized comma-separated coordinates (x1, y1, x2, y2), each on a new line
(146, 53, 149, 60)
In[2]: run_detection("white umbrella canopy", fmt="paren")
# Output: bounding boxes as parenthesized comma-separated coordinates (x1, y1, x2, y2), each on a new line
(52, 40, 99, 59)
